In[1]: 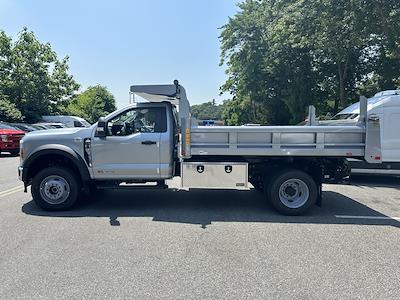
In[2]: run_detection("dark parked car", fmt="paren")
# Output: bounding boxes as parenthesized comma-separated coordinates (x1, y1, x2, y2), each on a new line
(32, 123, 67, 129)
(9, 123, 38, 132)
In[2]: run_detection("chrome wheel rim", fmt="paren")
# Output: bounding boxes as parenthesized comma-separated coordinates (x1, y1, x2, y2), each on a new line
(278, 179, 309, 209)
(39, 175, 70, 205)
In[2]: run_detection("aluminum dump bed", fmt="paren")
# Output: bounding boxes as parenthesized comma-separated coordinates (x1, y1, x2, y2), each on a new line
(130, 82, 382, 164)
(190, 125, 365, 157)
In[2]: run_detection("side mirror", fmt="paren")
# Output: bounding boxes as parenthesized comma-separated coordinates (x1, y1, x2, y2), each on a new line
(95, 117, 107, 138)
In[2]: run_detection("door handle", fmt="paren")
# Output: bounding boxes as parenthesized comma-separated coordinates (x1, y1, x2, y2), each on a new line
(141, 140, 157, 145)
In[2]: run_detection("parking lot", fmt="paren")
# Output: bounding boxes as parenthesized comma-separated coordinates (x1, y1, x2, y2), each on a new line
(0, 154, 400, 299)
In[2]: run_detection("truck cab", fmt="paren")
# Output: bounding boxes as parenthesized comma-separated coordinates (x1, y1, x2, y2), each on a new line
(90, 102, 178, 181)
(18, 83, 188, 212)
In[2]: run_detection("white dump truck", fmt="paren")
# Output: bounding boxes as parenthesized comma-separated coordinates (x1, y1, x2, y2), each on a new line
(18, 81, 385, 215)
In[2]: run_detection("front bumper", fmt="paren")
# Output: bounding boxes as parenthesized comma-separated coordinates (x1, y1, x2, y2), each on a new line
(18, 166, 28, 192)
(1, 141, 20, 150)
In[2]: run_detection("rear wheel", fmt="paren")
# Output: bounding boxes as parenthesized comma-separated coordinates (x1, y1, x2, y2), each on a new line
(266, 169, 317, 215)
(31, 166, 80, 211)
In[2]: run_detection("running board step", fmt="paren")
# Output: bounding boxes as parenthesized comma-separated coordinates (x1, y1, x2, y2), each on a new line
(96, 181, 168, 190)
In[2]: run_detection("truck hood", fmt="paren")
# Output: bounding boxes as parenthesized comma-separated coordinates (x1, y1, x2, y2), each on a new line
(22, 127, 94, 143)
(20, 126, 95, 163)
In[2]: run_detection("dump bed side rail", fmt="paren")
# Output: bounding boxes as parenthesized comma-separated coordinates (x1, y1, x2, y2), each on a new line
(190, 125, 365, 157)
(190, 96, 382, 161)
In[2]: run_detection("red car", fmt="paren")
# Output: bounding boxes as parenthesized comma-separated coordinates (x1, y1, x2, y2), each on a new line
(0, 122, 25, 156)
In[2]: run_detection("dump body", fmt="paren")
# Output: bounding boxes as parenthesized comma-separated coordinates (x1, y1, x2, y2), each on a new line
(128, 83, 379, 163)
(190, 125, 365, 157)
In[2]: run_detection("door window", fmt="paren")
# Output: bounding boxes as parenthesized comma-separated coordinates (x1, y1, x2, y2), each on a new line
(107, 107, 166, 136)
(74, 121, 84, 127)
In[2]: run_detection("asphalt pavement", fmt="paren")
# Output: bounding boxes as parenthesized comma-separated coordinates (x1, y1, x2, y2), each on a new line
(0, 154, 400, 299)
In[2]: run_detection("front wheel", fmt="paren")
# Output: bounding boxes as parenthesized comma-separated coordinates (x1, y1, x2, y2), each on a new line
(31, 167, 80, 211)
(266, 169, 317, 215)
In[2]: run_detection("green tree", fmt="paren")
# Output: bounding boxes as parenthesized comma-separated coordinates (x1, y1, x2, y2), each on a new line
(0, 94, 22, 122)
(67, 85, 117, 123)
(191, 100, 226, 120)
(361, 0, 400, 95)
(0, 28, 79, 122)
(220, 0, 295, 125)
(222, 97, 253, 125)
(220, 0, 400, 125)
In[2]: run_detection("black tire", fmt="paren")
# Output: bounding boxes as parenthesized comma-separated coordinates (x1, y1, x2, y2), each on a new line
(31, 166, 80, 211)
(265, 169, 317, 216)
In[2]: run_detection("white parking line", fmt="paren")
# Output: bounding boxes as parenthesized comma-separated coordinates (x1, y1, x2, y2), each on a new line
(0, 186, 25, 198)
(335, 215, 400, 221)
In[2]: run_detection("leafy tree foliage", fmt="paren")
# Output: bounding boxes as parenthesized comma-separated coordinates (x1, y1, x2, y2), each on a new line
(0, 28, 79, 122)
(67, 85, 117, 123)
(191, 99, 226, 120)
(220, 0, 400, 125)
(221, 97, 253, 126)
(0, 94, 22, 121)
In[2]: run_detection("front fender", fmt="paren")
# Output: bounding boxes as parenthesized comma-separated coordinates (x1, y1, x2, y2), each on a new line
(22, 144, 91, 183)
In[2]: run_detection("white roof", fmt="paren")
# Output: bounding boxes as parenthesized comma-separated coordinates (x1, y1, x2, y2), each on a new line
(374, 90, 400, 97)
(337, 90, 400, 115)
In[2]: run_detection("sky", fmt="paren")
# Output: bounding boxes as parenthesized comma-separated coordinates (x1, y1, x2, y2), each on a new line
(0, 0, 238, 108)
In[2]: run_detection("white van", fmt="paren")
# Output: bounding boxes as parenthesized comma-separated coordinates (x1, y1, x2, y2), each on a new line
(41, 116, 91, 128)
(328, 90, 400, 175)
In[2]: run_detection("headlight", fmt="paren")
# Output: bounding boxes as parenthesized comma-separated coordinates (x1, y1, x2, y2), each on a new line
(0, 134, 8, 142)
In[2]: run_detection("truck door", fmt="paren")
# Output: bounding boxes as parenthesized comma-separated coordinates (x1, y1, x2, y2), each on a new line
(91, 107, 166, 179)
